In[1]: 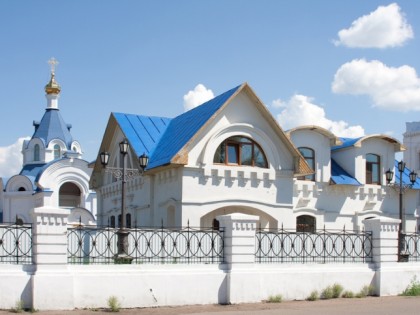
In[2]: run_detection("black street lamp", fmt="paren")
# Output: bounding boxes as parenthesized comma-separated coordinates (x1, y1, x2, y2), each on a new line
(100, 139, 149, 262)
(385, 160, 417, 262)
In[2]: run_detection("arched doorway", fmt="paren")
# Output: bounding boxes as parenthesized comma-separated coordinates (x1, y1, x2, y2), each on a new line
(200, 206, 277, 229)
(59, 182, 81, 208)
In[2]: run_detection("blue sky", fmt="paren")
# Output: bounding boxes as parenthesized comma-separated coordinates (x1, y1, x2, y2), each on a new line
(1, 1, 420, 176)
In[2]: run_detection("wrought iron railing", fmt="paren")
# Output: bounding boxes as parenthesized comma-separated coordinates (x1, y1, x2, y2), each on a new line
(0, 223, 33, 264)
(255, 226, 372, 264)
(67, 225, 224, 264)
(405, 232, 420, 261)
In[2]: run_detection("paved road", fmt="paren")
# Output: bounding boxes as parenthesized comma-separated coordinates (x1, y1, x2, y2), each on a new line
(1, 296, 419, 315)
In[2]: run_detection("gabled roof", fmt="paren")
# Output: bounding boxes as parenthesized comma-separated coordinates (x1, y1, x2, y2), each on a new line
(146, 84, 242, 169)
(332, 135, 404, 152)
(94, 83, 312, 176)
(31, 109, 73, 149)
(393, 160, 420, 190)
(330, 159, 361, 186)
(112, 85, 242, 169)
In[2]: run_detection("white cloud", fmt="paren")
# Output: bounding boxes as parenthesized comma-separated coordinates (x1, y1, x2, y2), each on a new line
(334, 3, 413, 48)
(183, 84, 214, 111)
(274, 95, 365, 137)
(0, 137, 29, 178)
(332, 59, 420, 111)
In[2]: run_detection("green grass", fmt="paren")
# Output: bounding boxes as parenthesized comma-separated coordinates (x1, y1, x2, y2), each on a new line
(267, 294, 283, 303)
(107, 296, 121, 312)
(306, 290, 319, 301)
(321, 286, 334, 299)
(401, 277, 420, 296)
(356, 285, 375, 298)
(332, 283, 344, 298)
(342, 290, 355, 298)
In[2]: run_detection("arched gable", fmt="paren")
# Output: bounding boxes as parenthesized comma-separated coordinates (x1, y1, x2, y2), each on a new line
(201, 123, 282, 170)
(5, 175, 34, 192)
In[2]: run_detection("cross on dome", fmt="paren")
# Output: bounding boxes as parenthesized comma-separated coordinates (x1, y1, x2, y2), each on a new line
(48, 57, 59, 74)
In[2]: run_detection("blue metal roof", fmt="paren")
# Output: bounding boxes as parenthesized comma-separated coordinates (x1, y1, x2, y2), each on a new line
(114, 114, 171, 158)
(330, 159, 361, 186)
(116, 84, 242, 170)
(31, 109, 73, 149)
(393, 160, 420, 190)
(332, 137, 363, 151)
(19, 163, 45, 190)
(148, 85, 241, 169)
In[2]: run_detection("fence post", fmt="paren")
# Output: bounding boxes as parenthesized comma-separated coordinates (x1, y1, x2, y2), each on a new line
(30, 207, 74, 310)
(363, 217, 400, 265)
(363, 217, 401, 296)
(216, 213, 259, 304)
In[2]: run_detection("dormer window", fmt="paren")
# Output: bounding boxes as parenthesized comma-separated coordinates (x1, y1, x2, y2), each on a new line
(213, 136, 268, 168)
(298, 147, 315, 181)
(54, 144, 61, 159)
(34, 144, 40, 161)
(366, 153, 380, 185)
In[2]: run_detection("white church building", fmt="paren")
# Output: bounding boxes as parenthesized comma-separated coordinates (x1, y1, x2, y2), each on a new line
(0, 61, 97, 225)
(90, 82, 420, 232)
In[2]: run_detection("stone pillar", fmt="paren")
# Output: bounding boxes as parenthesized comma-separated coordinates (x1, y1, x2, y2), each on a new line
(363, 217, 401, 296)
(217, 213, 259, 304)
(363, 217, 400, 265)
(31, 207, 74, 310)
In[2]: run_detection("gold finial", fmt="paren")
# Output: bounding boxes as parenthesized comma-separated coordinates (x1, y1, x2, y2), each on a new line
(45, 57, 61, 95)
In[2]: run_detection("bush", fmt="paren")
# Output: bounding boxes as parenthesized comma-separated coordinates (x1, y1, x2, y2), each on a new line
(332, 283, 344, 298)
(321, 286, 334, 299)
(107, 296, 121, 312)
(306, 290, 319, 301)
(11, 300, 24, 313)
(342, 290, 355, 298)
(267, 294, 283, 303)
(356, 285, 375, 298)
(401, 277, 420, 296)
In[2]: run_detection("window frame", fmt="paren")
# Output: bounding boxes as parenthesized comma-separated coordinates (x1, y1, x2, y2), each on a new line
(213, 136, 268, 168)
(296, 215, 316, 233)
(34, 144, 40, 161)
(297, 147, 315, 181)
(366, 153, 381, 185)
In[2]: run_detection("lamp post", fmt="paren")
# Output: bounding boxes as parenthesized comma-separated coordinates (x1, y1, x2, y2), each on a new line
(100, 139, 149, 261)
(385, 160, 417, 262)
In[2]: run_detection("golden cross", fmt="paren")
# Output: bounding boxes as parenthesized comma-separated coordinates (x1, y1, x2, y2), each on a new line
(48, 57, 59, 74)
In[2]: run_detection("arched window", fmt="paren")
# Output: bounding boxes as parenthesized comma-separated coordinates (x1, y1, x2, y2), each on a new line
(59, 182, 81, 208)
(110, 216, 116, 228)
(296, 215, 316, 233)
(366, 154, 380, 185)
(72, 146, 77, 152)
(54, 144, 61, 159)
(18, 187, 26, 192)
(213, 136, 268, 168)
(118, 215, 122, 228)
(34, 144, 40, 161)
(126, 213, 132, 229)
(298, 147, 315, 181)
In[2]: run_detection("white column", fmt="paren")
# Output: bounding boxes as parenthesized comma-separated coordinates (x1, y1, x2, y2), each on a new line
(363, 217, 400, 265)
(217, 213, 260, 304)
(217, 213, 259, 266)
(31, 207, 74, 310)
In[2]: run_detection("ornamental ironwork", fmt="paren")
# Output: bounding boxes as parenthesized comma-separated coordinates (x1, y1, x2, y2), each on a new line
(67, 225, 224, 264)
(0, 223, 32, 264)
(255, 226, 372, 264)
(405, 232, 420, 262)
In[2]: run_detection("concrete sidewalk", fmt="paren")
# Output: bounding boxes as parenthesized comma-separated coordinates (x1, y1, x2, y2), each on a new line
(1, 296, 419, 315)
